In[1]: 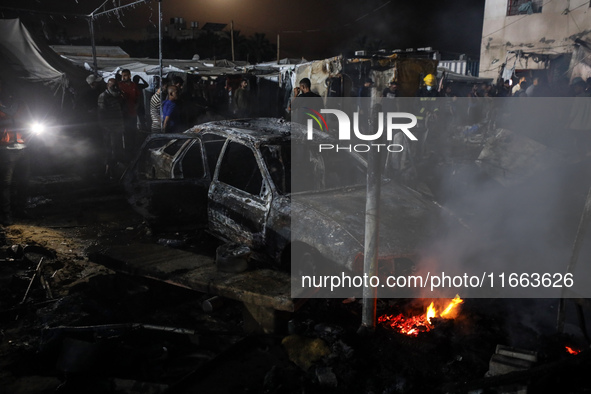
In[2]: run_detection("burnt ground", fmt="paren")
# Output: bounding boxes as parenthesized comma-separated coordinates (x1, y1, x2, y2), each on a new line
(0, 144, 591, 393)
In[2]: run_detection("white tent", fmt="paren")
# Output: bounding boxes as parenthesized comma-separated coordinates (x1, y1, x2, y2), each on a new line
(0, 18, 88, 108)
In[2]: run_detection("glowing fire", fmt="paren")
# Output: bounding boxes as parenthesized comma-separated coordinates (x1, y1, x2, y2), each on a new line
(565, 346, 581, 355)
(378, 295, 463, 337)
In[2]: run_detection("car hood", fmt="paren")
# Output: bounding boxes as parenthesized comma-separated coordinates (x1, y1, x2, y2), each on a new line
(290, 182, 441, 257)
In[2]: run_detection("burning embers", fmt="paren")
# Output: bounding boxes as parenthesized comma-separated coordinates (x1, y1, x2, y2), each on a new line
(565, 346, 582, 355)
(378, 295, 463, 337)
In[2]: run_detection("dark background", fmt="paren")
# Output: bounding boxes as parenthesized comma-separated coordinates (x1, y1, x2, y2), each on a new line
(1, 0, 486, 60)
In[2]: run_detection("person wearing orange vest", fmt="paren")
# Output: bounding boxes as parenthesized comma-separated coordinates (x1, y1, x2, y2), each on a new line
(0, 78, 30, 226)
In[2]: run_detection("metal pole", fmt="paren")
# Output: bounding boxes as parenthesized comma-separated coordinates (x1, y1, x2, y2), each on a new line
(158, 0, 164, 131)
(89, 17, 98, 75)
(231, 20, 235, 62)
(359, 123, 381, 335)
(277, 33, 280, 64)
(557, 185, 591, 332)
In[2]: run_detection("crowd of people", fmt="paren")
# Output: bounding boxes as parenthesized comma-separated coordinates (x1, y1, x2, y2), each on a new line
(2, 67, 590, 227)
(286, 72, 591, 183)
(78, 70, 254, 179)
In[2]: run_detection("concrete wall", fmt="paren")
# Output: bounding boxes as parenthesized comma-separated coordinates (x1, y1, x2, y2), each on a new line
(479, 0, 591, 79)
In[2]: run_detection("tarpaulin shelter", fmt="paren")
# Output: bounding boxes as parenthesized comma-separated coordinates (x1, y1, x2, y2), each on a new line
(0, 18, 88, 111)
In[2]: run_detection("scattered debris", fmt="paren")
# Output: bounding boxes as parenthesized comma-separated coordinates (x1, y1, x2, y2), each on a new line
(202, 295, 224, 313)
(15, 257, 45, 320)
(216, 243, 251, 273)
(487, 344, 538, 376)
(281, 334, 331, 371)
(315, 366, 338, 387)
(157, 237, 186, 248)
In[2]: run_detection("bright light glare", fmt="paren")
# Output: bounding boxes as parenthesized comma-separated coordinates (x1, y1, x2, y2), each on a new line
(31, 122, 46, 135)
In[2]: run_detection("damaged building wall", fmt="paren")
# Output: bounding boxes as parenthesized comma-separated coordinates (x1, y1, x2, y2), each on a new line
(569, 42, 591, 81)
(293, 56, 344, 98)
(479, 0, 591, 79)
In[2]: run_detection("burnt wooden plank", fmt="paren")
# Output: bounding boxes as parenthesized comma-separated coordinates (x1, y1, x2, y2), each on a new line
(91, 243, 296, 312)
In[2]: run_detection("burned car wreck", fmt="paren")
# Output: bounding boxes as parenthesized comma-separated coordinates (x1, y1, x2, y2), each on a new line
(124, 118, 444, 278)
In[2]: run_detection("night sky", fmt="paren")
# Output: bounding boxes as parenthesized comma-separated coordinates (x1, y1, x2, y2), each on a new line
(2, 0, 486, 60)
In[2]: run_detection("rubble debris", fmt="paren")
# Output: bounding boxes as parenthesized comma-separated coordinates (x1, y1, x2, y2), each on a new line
(1, 376, 61, 393)
(287, 318, 315, 335)
(56, 337, 104, 373)
(315, 366, 338, 387)
(9, 244, 24, 259)
(281, 334, 331, 371)
(314, 323, 345, 344)
(495, 345, 538, 363)
(330, 340, 354, 360)
(0, 299, 59, 318)
(216, 243, 251, 273)
(110, 378, 169, 394)
(202, 295, 224, 313)
(26, 196, 52, 209)
(39, 274, 53, 299)
(445, 348, 591, 393)
(157, 237, 186, 247)
(22, 244, 56, 264)
(42, 323, 197, 341)
(262, 365, 281, 392)
(487, 345, 538, 376)
(15, 257, 45, 320)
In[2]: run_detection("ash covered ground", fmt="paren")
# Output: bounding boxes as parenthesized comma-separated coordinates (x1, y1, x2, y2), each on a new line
(0, 139, 590, 394)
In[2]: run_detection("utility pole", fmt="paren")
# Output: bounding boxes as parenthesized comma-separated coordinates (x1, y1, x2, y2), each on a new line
(359, 114, 381, 336)
(231, 20, 235, 62)
(89, 16, 98, 75)
(159, 0, 163, 131)
(277, 33, 280, 64)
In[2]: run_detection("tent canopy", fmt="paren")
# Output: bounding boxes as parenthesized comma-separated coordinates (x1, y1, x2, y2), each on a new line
(0, 18, 89, 110)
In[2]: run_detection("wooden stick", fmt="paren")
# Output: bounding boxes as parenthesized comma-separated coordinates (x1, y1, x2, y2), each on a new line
(15, 257, 44, 320)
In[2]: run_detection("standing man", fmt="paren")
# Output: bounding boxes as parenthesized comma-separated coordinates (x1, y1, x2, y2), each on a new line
(118, 69, 141, 154)
(98, 78, 125, 177)
(290, 78, 323, 122)
(150, 79, 168, 133)
(296, 77, 320, 98)
(82, 74, 105, 115)
(132, 74, 149, 132)
(233, 78, 251, 118)
(382, 80, 400, 98)
(0, 78, 29, 226)
(162, 85, 182, 133)
(512, 76, 526, 96)
(357, 78, 374, 129)
(415, 74, 440, 160)
(81, 74, 106, 176)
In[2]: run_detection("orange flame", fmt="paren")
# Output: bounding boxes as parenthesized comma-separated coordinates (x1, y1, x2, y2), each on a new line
(426, 302, 436, 324)
(378, 295, 464, 337)
(565, 346, 581, 355)
(440, 295, 463, 319)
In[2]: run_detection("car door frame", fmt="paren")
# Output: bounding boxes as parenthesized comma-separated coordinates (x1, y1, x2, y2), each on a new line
(207, 137, 273, 249)
(123, 133, 210, 226)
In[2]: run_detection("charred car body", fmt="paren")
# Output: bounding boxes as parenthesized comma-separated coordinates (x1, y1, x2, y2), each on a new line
(124, 118, 443, 275)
